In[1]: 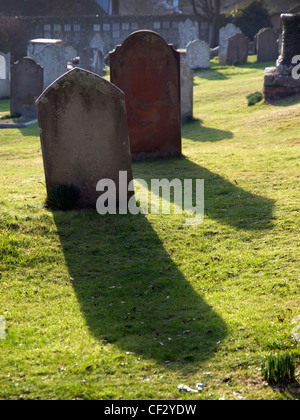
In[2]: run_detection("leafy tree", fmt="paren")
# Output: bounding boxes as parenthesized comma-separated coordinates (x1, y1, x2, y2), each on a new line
(227, 0, 271, 41)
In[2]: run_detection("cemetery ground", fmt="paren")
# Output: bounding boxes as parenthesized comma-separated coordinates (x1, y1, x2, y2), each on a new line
(0, 56, 299, 400)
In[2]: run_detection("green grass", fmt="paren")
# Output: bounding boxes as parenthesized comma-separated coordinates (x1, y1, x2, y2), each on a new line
(0, 57, 299, 400)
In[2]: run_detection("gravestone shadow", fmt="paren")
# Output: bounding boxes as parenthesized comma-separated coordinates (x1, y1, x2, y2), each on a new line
(183, 119, 233, 143)
(53, 210, 227, 370)
(133, 156, 275, 231)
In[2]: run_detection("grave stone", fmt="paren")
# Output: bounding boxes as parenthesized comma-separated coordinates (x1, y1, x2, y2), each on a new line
(219, 23, 242, 65)
(256, 28, 279, 63)
(63, 45, 78, 63)
(186, 39, 210, 70)
(264, 14, 300, 101)
(226, 33, 249, 65)
(27, 39, 67, 89)
(0, 52, 10, 98)
(90, 33, 106, 55)
(110, 30, 181, 159)
(180, 62, 193, 122)
(36, 67, 133, 209)
(79, 47, 103, 76)
(10, 57, 43, 117)
(178, 19, 199, 49)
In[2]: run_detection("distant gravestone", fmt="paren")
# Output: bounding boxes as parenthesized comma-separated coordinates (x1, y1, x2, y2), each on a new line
(180, 62, 193, 122)
(28, 39, 67, 89)
(79, 47, 104, 76)
(186, 39, 210, 70)
(63, 45, 78, 63)
(219, 24, 242, 65)
(178, 19, 199, 49)
(226, 33, 249, 65)
(10, 57, 43, 117)
(110, 30, 181, 159)
(0, 51, 10, 98)
(256, 28, 279, 63)
(36, 67, 133, 209)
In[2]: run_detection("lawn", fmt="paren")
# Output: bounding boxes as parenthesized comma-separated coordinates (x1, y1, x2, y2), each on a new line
(0, 57, 299, 400)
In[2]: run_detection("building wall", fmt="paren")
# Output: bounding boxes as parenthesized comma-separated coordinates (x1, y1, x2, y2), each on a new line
(22, 14, 211, 57)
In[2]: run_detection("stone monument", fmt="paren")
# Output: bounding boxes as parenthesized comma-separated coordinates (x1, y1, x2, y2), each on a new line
(11, 57, 43, 117)
(110, 30, 182, 159)
(264, 14, 300, 101)
(36, 67, 133, 209)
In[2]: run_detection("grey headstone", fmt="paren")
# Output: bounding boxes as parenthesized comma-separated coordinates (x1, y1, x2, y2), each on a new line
(36, 67, 133, 209)
(178, 19, 199, 49)
(79, 47, 104, 76)
(256, 28, 279, 63)
(219, 24, 242, 65)
(10, 57, 43, 117)
(0, 51, 10, 98)
(27, 39, 67, 89)
(180, 62, 193, 122)
(186, 39, 210, 70)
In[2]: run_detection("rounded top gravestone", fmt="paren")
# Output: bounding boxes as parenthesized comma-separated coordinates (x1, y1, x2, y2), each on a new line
(110, 30, 182, 159)
(256, 27, 279, 63)
(186, 39, 210, 70)
(219, 23, 242, 65)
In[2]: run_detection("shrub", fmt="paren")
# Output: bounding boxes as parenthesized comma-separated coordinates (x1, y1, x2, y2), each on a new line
(246, 91, 263, 106)
(261, 352, 296, 385)
(226, 0, 271, 41)
(46, 184, 80, 211)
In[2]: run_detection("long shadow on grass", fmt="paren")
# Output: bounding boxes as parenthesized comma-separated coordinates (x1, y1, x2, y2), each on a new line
(183, 119, 233, 143)
(133, 156, 275, 231)
(53, 210, 227, 370)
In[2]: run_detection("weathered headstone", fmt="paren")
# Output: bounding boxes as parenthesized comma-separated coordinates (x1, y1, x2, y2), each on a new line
(219, 23, 242, 65)
(10, 57, 43, 117)
(178, 19, 199, 49)
(264, 14, 300, 101)
(186, 39, 210, 70)
(36, 67, 133, 209)
(256, 28, 279, 63)
(27, 39, 67, 89)
(110, 30, 182, 159)
(79, 47, 103, 76)
(0, 51, 10, 98)
(181, 62, 193, 122)
(226, 33, 249, 65)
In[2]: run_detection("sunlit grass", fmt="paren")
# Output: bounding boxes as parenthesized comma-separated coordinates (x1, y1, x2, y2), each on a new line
(0, 57, 299, 400)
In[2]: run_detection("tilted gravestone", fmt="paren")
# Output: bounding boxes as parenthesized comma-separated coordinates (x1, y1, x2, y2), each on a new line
(256, 28, 279, 63)
(110, 30, 182, 159)
(219, 23, 242, 65)
(226, 33, 249, 65)
(186, 39, 210, 70)
(0, 51, 10, 99)
(10, 57, 43, 117)
(36, 67, 133, 209)
(79, 47, 104, 76)
(180, 62, 193, 122)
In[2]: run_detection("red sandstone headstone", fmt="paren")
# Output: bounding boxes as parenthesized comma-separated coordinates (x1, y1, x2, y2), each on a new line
(110, 30, 182, 159)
